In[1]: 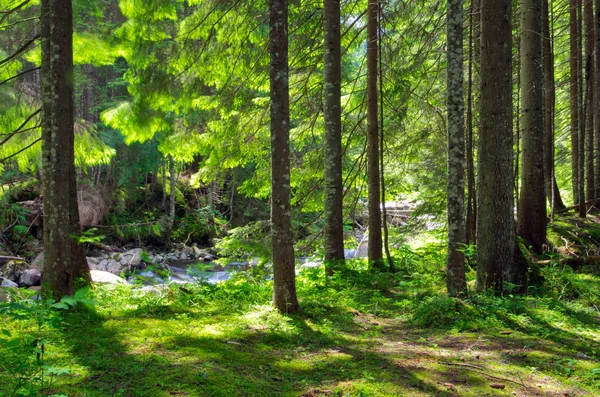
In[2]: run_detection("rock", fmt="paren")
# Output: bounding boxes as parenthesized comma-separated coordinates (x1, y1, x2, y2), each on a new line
(90, 270, 126, 284)
(154, 255, 164, 263)
(86, 257, 100, 268)
(115, 248, 144, 268)
(180, 252, 188, 260)
(1, 277, 18, 288)
(300, 261, 321, 269)
(203, 254, 214, 262)
(1, 260, 29, 283)
(18, 269, 41, 287)
(88, 258, 123, 275)
(192, 246, 204, 258)
(31, 252, 44, 270)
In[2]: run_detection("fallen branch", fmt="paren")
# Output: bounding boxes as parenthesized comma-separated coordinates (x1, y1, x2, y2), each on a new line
(440, 362, 530, 389)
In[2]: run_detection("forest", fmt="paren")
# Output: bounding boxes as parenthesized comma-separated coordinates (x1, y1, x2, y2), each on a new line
(1, 0, 600, 396)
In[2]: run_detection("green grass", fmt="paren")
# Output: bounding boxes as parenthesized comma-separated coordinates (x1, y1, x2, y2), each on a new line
(2, 259, 599, 397)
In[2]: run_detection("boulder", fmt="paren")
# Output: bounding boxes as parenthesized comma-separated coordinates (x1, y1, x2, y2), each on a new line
(114, 248, 144, 268)
(18, 269, 41, 287)
(31, 252, 44, 270)
(1, 277, 18, 288)
(0, 260, 29, 283)
(203, 254, 214, 262)
(90, 270, 126, 284)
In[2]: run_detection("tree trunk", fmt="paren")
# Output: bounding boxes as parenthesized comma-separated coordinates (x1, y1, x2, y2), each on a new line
(41, 0, 90, 299)
(446, 0, 466, 297)
(571, 0, 581, 207)
(542, 0, 566, 212)
(165, 155, 175, 247)
(270, 0, 299, 314)
(578, 0, 586, 217)
(518, 0, 547, 253)
(584, 0, 595, 203)
(477, 0, 518, 291)
(465, 0, 479, 245)
(367, 0, 383, 270)
(595, 0, 600, 199)
(323, 0, 345, 274)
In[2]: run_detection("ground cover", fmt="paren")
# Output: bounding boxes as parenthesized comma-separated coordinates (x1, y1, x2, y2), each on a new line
(2, 256, 599, 397)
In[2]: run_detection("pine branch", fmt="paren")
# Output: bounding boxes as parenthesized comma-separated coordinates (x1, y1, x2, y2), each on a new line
(0, 33, 40, 67)
(0, 137, 40, 164)
(0, 66, 40, 87)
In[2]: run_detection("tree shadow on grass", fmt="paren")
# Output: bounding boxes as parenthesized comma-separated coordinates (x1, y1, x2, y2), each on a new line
(57, 304, 472, 397)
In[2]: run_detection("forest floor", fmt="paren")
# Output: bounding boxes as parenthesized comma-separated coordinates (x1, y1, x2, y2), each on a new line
(2, 218, 600, 397)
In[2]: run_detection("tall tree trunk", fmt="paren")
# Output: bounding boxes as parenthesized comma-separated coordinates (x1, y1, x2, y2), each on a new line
(465, 0, 478, 245)
(518, 0, 547, 254)
(379, 3, 394, 273)
(571, 0, 581, 207)
(477, 0, 518, 291)
(542, 0, 566, 212)
(323, 0, 345, 274)
(594, 0, 600, 199)
(367, 0, 383, 270)
(446, 0, 466, 297)
(578, 0, 586, 217)
(41, 0, 90, 299)
(585, 0, 595, 203)
(165, 155, 175, 247)
(270, 0, 299, 314)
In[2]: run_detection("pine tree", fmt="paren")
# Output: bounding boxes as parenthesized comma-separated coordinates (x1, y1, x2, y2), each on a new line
(270, 0, 299, 314)
(323, 0, 345, 274)
(446, 0, 466, 297)
(477, 0, 516, 291)
(41, 0, 90, 298)
(367, 0, 383, 270)
(518, 0, 547, 253)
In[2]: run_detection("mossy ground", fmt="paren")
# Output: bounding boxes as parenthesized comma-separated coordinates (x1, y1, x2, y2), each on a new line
(2, 220, 600, 397)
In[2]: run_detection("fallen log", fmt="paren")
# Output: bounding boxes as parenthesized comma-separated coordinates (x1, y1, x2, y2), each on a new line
(536, 256, 600, 270)
(0, 255, 26, 264)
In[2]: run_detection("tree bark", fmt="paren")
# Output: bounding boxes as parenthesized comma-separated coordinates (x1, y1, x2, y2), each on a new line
(465, 0, 479, 245)
(446, 0, 466, 297)
(165, 154, 175, 247)
(542, 0, 566, 212)
(595, 0, 600, 198)
(477, 0, 519, 291)
(367, 0, 383, 270)
(41, 0, 90, 299)
(571, 0, 581, 207)
(270, 0, 299, 314)
(578, 0, 586, 217)
(518, 0, 547, 254)
(584, 0, 595, 203)
(323, 0, 345, 274)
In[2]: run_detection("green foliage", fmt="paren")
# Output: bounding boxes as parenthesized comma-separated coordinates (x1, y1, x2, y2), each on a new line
(215, 221, 271, 264)
(0, 287, 94, 396)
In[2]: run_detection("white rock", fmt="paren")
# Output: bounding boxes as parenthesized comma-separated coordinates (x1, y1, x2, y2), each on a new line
(90, 270, 126, 284)
(1, 277, 18, 288)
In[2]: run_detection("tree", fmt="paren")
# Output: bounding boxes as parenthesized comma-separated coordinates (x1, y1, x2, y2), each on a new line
(41, 0, 90, 298)
(571, 0, 581, 208)
(270, 0, 299, 314)
(518, 0, 546, 253)
(595, 0, 600, 199)
(584, 0, 594, 203)
(477, 0, 517, 291)
(542, 0, 566, 212)
(445, 0, 466, 297)
(323, 0, 345, 274)
(367, 0, 383, 270)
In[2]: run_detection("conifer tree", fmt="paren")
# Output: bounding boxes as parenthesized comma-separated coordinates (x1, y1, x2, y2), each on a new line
(518, 0, 547, 253)
(323, 0, 345, 273)
(41, 0, 90, 298)
(270, 0, 299, 314)
(446, 0, 466, 297)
